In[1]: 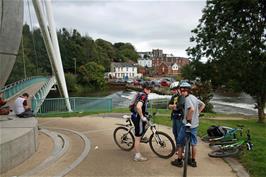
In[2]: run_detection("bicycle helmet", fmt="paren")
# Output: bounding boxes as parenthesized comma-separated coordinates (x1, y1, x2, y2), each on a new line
(142, 81, 153, 89)
(170, 81, 179, 90)
(179, 81, 191, 89)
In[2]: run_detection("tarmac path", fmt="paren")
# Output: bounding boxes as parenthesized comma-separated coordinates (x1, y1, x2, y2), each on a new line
(38, 116, 238, 177)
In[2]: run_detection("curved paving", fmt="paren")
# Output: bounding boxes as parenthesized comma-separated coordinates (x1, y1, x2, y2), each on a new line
(37, 116, 240, 177)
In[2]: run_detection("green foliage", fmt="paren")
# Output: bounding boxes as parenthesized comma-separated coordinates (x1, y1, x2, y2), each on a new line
(187, 0, 266, 122)
(78, 62, 106, 90)
(192, 80, 214, 112)
(65, 73, 78, 92)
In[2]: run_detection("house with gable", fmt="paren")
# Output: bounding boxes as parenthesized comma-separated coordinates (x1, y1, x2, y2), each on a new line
(110, 62, 138, 79)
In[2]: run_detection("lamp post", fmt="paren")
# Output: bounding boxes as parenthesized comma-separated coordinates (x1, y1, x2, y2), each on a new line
(73, 57, 76, 75)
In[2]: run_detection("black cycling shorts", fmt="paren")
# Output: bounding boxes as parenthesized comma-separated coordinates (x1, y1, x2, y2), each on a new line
(131, 113, 146, 137)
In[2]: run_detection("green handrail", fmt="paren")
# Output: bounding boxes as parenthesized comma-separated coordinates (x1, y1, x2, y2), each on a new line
(1, 76, 49, 100)
(37, 97, 112, 115)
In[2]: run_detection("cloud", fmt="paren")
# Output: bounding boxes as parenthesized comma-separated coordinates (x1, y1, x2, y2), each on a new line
(25, 0, 206, 57)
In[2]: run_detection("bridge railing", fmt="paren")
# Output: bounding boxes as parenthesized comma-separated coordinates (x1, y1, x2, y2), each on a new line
(36, 97, 112, 115)
(32, 76, 57, 113)
(1, 76, 49, 100)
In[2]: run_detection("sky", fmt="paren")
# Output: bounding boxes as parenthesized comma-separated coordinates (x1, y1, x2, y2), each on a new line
(24, 0, 206, 58)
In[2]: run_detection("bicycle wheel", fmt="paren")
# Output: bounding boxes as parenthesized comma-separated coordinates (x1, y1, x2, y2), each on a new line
(149, 131, 175, 159)
(208, 148, 240, 158)
(113, 127, 135, 151)
(183, 138, 190, 177)
(209, 139, 238, 147)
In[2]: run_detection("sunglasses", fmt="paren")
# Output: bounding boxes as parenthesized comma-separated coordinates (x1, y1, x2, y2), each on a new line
(180, 90, 188, 92)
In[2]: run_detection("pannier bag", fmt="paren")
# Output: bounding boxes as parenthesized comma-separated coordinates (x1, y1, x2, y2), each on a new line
(207, 125, 227, 137)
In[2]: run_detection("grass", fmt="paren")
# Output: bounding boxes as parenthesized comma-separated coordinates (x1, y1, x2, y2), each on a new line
(152, 112, 266, 177)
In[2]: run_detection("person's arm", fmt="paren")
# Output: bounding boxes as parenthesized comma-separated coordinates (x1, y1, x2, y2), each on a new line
(23, 100, 30, 110)
(136, 101, 144, 118)
(186, 106, 195, 122)
(198, 100, 205, 113)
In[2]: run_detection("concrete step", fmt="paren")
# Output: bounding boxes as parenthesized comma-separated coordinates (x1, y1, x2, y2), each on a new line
(1, 131, 53, 176)
(37, 128, 90, 177)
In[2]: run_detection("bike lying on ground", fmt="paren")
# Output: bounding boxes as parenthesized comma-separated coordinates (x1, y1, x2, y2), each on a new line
(113, 115, 175, 159)
(208, 129, 253, 158)
(201, 125, 244, 146)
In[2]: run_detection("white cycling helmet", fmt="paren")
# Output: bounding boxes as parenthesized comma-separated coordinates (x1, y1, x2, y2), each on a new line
(170, 81, 179, 90)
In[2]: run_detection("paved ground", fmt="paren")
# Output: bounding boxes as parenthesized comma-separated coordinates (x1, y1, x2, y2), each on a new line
(37, 116, 238, 177)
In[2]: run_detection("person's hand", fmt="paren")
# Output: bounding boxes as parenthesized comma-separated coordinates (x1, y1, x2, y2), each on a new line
(141, 116, 148, 122)
(185, 122, 191, 127)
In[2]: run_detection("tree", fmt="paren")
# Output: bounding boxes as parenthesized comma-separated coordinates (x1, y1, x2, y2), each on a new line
(187, 0, 266, 122)
(78, 62, 106, 89)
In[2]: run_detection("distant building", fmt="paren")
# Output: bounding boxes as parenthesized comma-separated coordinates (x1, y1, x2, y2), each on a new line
(152, 49, 163, 57)
(137, 49, 191, 76)
(110, 62, 138, 79)
(138, 58, 152, 68)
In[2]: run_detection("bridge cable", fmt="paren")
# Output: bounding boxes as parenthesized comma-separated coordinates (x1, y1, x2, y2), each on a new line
(27, 0, 39, 75)
(21, 34, 27, 79)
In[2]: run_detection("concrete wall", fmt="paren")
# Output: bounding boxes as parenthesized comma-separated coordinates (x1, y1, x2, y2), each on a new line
(0, 117, 38, 174)
(0, 0, 24, 88)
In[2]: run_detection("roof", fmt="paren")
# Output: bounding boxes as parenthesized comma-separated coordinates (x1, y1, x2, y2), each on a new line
(111, 62, 137, 67)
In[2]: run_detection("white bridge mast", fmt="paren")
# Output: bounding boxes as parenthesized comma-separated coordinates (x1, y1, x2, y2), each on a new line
(32, 0, 72, 112)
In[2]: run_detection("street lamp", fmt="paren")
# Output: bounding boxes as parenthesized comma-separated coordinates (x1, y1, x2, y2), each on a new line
(73, 57, 76, 75)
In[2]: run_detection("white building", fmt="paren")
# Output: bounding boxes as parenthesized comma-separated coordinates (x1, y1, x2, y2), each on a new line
(138, 58, 152, 68)
(171, 63, 179, 71)
(110, 62, 138, 79)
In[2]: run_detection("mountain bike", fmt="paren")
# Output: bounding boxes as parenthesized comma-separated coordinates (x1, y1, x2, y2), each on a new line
(113, 115, 175, 159)
(201, 125, 244, 146)
(208, 129, 253, 158)
(183, 123, 192, 177)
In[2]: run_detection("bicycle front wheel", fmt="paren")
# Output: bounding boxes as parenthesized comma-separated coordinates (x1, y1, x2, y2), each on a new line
(149, 131, 175, 159)
(113, 127, 135, 151)
(208, 148, 240, 158)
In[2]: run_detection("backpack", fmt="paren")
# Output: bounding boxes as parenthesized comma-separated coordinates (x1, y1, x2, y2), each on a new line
(129, 92, 148, 113)
(129, 93, 140, 112)
(207, 125, 227, 137)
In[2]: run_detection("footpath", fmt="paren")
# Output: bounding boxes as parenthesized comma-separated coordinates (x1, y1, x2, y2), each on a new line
(3, 115, 246, 177)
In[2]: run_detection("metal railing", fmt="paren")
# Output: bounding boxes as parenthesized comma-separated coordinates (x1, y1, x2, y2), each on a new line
(32, 76, 57, 113)
(1, 76, 49, 100)
(36, 97, 112, 115)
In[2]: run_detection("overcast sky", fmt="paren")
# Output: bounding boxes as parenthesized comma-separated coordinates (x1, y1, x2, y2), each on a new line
(25, 0, 206, 58)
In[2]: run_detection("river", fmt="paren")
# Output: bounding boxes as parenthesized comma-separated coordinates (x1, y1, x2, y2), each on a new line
(106, 90, 260, 116)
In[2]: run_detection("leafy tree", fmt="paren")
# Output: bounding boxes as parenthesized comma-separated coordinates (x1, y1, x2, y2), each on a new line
(78, 62, 106, 89)
(187, 0, 266, 122)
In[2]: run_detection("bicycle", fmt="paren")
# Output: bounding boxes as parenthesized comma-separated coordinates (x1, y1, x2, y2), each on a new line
(113, 114, 175, 159)
(201, 125, 244, 146)
(208, 129, 253, 158)
(183, 123, 192, 177)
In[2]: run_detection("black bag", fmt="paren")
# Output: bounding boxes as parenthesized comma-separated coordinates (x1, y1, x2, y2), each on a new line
(207, 125, 226, 137)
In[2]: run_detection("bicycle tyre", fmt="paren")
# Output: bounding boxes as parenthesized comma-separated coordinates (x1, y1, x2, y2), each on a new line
(183, 138, 190, 177)
(149, 131, 175, 159)
(208, 148, 240, 158)
(113, 127, 135, 151)
(209, 139, 238, 147)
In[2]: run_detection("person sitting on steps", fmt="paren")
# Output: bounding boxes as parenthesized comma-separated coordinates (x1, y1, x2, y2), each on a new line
(13, 93, 34, 118)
